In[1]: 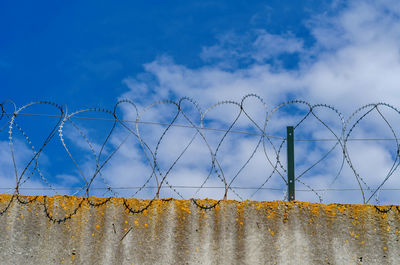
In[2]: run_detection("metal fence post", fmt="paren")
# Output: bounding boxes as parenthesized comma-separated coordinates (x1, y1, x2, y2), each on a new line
(287, 126, 295, 201)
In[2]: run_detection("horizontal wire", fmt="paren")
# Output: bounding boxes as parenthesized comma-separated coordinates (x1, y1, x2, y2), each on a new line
(2, 186, 400, 192)
(295, 138, 399, 142)
(0, 186, 283, 191)
(3, 112, 399, 141)
(2, 112, 283, 139)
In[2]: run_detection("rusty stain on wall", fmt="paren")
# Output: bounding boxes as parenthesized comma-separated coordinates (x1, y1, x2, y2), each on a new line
(0, 194, 400, 264)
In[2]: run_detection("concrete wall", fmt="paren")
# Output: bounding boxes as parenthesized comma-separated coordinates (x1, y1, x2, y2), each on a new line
(0, 194, 399, 265)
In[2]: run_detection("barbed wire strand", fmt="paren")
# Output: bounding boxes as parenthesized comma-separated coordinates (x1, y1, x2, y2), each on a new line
(2, 96, 400, 222)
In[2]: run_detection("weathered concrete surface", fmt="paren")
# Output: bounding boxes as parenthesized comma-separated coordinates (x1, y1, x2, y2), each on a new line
(0, 195, 400, 265)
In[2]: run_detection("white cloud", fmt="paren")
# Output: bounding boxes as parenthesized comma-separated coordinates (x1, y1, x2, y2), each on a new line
(200, 30, 304, 65)
(123, 1, 400, 110)
(118, 0, 400, 204)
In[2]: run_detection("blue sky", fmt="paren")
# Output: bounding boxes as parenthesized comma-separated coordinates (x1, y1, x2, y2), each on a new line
(0, 0, 335, 107)
(2, 0, 400, 204)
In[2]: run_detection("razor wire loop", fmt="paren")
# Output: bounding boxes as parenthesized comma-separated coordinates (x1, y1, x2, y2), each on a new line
(136, 99, 190, 200)
(225, 95, 269, 198)
(4, 101, 66, 217)
(201, 99, 246, 201)
(59, 108, 114, 196)
(2, 95, 400, 221)
(344, 103, 400, 204)
(8, 101, 65, 194)
(178, 97, 229, 209)
(295, 103, 346, 202)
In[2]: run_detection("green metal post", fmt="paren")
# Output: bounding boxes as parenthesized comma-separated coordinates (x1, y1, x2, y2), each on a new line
(287, 126, 295, 201)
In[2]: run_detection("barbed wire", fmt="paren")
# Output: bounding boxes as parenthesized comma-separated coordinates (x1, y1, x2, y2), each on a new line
(4, 112, 400, 141)
(3, 186, 400, 191)
(1, 95, 400, 221)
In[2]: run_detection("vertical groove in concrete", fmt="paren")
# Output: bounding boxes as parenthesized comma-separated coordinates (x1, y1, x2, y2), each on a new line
(1, 195, 400, 264)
